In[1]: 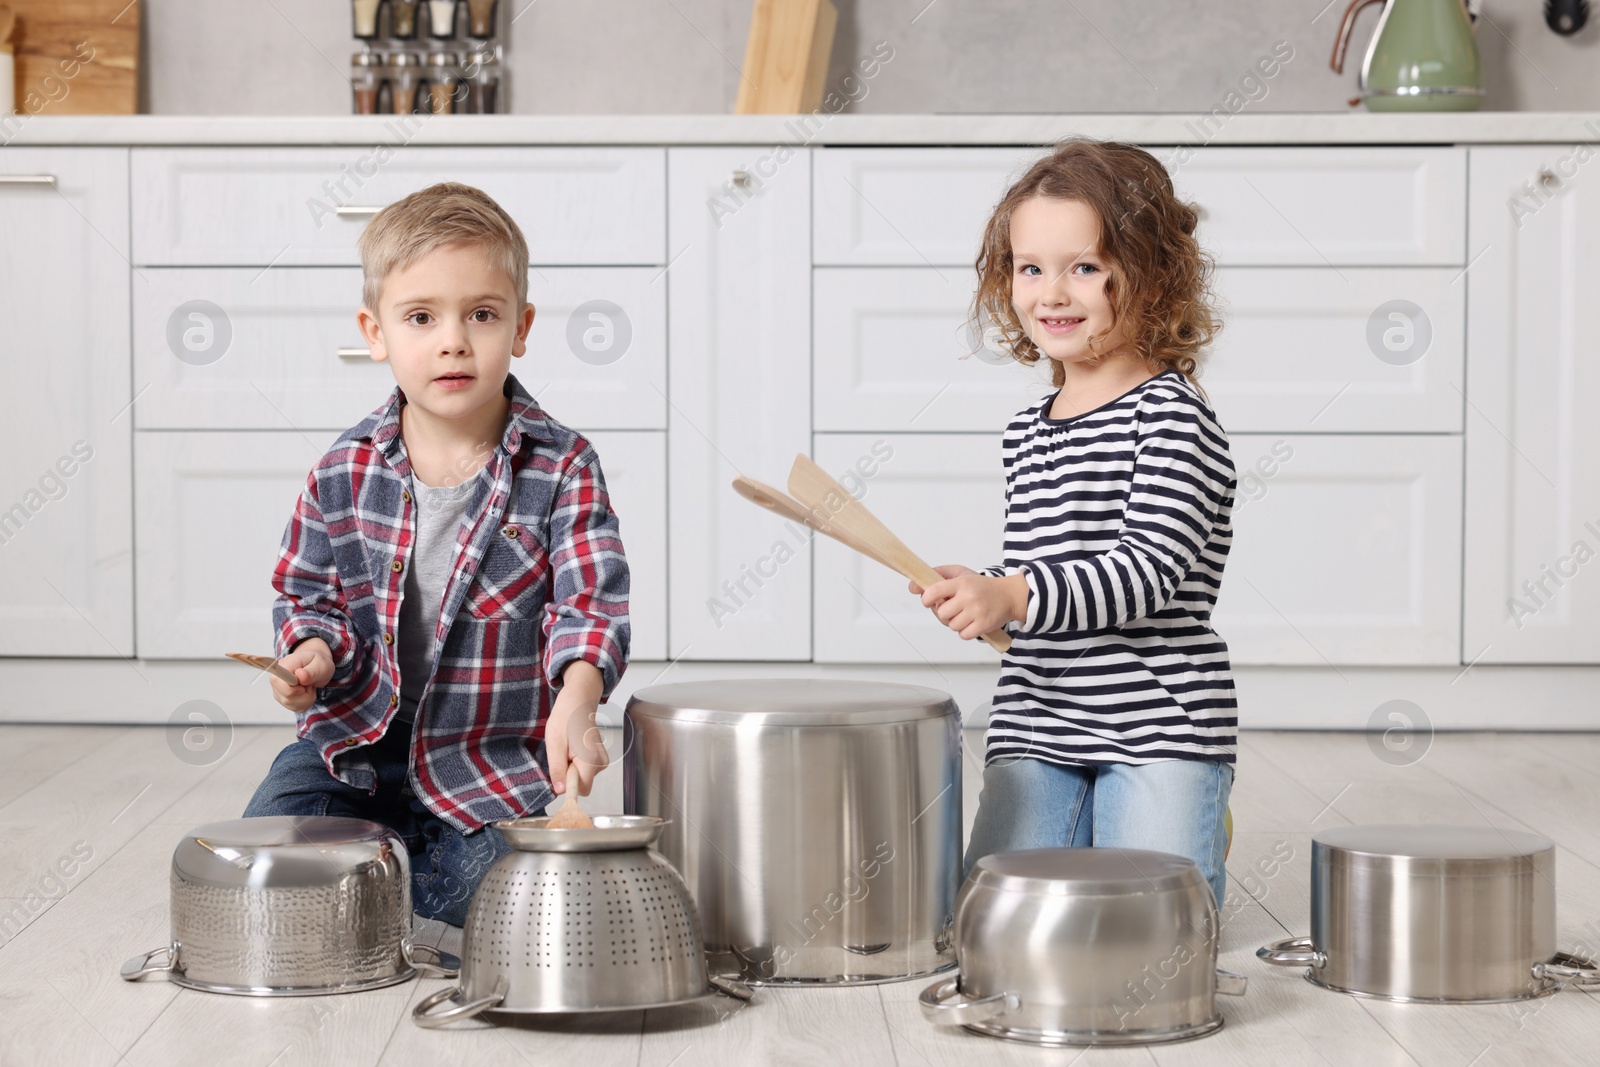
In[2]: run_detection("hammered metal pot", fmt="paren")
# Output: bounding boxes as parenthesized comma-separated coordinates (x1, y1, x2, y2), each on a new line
(120, 816, 457, 996)
(412, 815, 753, 1026)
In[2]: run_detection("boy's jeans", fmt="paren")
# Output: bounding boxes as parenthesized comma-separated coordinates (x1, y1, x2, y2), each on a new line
(963, 756, 1233, 906)
(243, 726, 529, 927)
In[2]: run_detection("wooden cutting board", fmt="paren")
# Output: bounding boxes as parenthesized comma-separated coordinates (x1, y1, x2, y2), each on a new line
(735, 0, 836, 114)
(8, 0, 138, 114)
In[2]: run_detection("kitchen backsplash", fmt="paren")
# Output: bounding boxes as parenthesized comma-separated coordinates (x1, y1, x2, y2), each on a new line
(143, 0, 1597, 115)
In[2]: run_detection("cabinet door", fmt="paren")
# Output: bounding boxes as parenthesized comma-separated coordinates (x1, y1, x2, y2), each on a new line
(666, 149, 812, 660)
(0, 149, 134, 656)
(1463, 147, 1600, 663)
(132, 267, 665, 431)
(135, 432, 332, 658)
(583, 431, 667, 663)
(1215, 434, 1463, 665)
(812, 434, 1006, 664)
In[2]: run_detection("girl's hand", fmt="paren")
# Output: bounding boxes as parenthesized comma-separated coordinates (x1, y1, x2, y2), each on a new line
(907, 564, 977, 596)
(269, 637, 335, 713)
(920, 572, 1028, 641)
(546, 661, 609, 797)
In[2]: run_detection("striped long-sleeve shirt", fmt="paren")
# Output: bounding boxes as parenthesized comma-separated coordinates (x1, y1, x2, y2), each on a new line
(272, 373, 631, 831)
(981, 369, 1238, 766)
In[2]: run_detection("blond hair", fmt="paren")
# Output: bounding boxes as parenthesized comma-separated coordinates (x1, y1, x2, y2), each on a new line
(357, 181, 529, 312)
(972, 138, 1221, 390)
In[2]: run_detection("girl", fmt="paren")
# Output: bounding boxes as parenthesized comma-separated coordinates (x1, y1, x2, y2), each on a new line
(912, 138, 1238, 905)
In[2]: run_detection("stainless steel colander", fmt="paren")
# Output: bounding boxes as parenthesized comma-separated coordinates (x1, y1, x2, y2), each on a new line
(412, 815, 752, 1025)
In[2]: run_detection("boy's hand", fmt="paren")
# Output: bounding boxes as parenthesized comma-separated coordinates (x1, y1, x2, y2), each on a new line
(918, 568, 1028, 641)
(546, 660, 608, 799)
(269, 637, 335, 713)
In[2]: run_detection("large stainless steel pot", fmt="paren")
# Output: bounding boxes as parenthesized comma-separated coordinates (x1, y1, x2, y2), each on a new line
(1258, 824, 1600, 1003)
(623, 679, 961, 985)
(920, 848, 1247, 1047)
(120, 816, 457, 996)
(412, 815, 753, 1026)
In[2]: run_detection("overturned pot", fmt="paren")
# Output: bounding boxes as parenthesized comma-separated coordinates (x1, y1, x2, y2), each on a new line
(921, 848, 1245, 1047)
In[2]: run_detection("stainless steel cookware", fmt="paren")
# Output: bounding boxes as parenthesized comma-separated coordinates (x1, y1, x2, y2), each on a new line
(120, 816, 457, 996)
(1258, 824, 1600, 1002)
(412, 815, 753, 1025)
(921, 848, 1247, 1047)
(623, 679, 962, 985)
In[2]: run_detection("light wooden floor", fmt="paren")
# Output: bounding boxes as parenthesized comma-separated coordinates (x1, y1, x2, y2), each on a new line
(2, 725, 1599, 1066)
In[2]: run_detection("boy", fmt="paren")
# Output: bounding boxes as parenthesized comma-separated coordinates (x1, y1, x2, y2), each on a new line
(243, 182, 630, 927)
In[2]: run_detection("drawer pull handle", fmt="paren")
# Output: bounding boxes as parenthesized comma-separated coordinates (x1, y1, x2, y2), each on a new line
(731, 169, 751, 187)
(0, 175, 57, 187)
(335, 205, 383, 218)
(338, 346, 372, 361)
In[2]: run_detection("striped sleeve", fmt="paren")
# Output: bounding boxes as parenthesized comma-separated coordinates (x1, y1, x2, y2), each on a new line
(1019, 394, 1232, 634)
(272, 471, 364, 691)
(541, 452, 631, 699)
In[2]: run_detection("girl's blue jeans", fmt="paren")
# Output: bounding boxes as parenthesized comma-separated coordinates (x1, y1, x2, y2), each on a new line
(964, 755, 1234, 906)
(242, 725, 528, 927)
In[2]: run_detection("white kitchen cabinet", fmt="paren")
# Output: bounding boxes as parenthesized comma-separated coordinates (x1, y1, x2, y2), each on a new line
(131, 147, 665, 266)
(0, 149, 135, 657)
(814, 147, 1465, 267)
(1203, 267, 1465, 433)
(1215, 434, 1463, 665)
(666, 149, 813, 661)
(132, 267, 666, 431)
(811, 433, 1007, 665)
(812, 268, 1054, 432)
(135, 429, 667, 662)
(1463, 147, 1600, 663)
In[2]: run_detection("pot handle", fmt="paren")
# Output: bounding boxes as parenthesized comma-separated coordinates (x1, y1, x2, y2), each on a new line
(918, 977, 1021, 1026)
(1534, 951, 1600, 989)
(403, 940, 461, 980)
(709, 975, 756, 1002)
(120, 944, 177, 982)
(1257, 936, 1327, 968)
(1216, 968, 1248, 996)
(412, 976, 508, 1028)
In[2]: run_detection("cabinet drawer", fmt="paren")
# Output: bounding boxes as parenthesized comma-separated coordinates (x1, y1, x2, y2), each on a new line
(811, 433, 1006, 665)
(812, 268, 1053, 432)
(814, 147, 1465, 267)
(134, 430, 667, 661)
(132, 267, 665, 430)
(131, 147, 666, 266)
(1216, 434, 1462, 665)
(1204, 267, 1464, 433)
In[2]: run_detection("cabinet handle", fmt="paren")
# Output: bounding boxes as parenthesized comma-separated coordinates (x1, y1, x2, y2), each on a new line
(0, 175, 57, 187)
(337, 346, 372, 360)
(334, 205, 383, 217)
(731, 169, 751, 187)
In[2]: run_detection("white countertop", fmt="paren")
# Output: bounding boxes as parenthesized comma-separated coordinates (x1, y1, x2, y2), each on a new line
(3, 111, 1597, 146)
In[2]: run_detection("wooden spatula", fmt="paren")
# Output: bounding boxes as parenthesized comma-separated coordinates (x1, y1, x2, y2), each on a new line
(545, 764, 593, 829)
(733, 474, 881, 558)
(786, 454, 1012, 653)
(226, 651, 301, 686)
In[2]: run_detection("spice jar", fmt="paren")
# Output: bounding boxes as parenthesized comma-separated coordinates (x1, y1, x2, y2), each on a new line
(426, 0, 458, 38)
(465, 0, 498, 38)
(389, 51, 422, 115)
(462, 49, 499, 113)
(425, 51, 460, 114)
(351, 51, 383, 114)
(388, 0, 420, 38)
(352, 0, 383, 40)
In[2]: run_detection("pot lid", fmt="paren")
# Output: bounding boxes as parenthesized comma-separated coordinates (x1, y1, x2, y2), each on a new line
(625, 679, 958, 726)
(971, 847, 1203, 896)
(1314, 824, 1553, 874)
(173, 816, 398, 889)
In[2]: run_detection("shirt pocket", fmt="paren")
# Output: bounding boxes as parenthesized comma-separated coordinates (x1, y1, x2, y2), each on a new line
(463, 521, 553, 621)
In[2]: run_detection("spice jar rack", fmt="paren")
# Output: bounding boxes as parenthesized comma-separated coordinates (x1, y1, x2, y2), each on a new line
(350, 0, 503, 115)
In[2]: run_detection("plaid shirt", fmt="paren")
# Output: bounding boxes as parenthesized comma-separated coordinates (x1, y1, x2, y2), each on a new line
(272, 373, 630, 832)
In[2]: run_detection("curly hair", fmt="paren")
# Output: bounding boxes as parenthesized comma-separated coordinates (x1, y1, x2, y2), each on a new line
(971, 138, 1221, 391)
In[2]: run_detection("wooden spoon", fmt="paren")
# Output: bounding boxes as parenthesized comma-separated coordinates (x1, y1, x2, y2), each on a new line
(732, 474, 880, 558)
(786, 453, 1012, 653)
(545, 764, 593, 829)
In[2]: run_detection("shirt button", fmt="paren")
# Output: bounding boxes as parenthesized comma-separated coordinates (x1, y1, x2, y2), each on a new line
(391, 559, 403, 572)
(383, 632, 394, 645)
(389, 694, 399, 707)
(402, 490, 412, 503)
(342, 737, 360, 747)
(503, 525, 519, 539)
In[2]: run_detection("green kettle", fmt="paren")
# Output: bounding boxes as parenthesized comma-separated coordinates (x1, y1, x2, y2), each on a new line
(1331, 0, 1483, 111)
